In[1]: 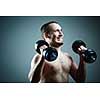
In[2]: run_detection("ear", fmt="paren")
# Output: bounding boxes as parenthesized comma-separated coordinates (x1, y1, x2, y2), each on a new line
(42, 33, 51, 40)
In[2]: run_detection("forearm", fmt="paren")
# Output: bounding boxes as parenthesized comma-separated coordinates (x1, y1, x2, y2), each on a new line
(76, 55, 86, 82)
(31, 56, 44, 83)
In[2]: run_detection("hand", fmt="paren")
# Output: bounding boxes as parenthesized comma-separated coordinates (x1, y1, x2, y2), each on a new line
(77, 45, 87, 63)
(77, 45, 87, 55)
(39, 45, 48, 54)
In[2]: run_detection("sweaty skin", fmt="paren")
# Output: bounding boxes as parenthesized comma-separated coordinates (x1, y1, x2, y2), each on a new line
(28, 22, 86, 83)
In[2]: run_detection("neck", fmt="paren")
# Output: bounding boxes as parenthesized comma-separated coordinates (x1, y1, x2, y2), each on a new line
(49, 43, 63, 52)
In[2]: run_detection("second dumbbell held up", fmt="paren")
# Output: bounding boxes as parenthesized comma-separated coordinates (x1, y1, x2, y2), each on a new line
(72, 40, 97, 63)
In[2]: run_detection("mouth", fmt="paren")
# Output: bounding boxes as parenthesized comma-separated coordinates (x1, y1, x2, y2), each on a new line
(57, 37, 63, 41)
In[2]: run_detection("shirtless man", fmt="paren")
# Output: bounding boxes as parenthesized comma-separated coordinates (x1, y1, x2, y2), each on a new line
(28, 21, 86, 83)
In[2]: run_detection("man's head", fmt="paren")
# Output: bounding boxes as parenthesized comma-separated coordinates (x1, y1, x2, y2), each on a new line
(40, 21, 64, 47)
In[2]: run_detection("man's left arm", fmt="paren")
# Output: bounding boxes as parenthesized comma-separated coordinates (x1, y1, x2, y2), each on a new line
(69, 54, 86, 83)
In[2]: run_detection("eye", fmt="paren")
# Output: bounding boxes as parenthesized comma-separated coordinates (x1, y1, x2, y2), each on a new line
(56, 29, 59, 32)
(56, 29, 63, 32)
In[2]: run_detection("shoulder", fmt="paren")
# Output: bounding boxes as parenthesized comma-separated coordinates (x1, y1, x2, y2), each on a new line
(64, 52, 78, 67)
(63, 52, 72, 59)
(63, 52, 74, 63)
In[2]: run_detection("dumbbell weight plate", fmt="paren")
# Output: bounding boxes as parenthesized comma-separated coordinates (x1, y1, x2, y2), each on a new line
(43, 47, 58, 61)
(72, 40, 86, 53)
(82, 49, 97, 63)
(35, 40, 49, 54)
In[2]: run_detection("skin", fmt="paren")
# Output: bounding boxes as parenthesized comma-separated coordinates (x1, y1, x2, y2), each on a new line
(28, 23, 86, 83)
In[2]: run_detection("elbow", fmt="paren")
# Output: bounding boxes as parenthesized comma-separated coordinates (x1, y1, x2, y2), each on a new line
(28, 72, 40, 83)
(75, 73, 86, 83)
(31, 76, 40, 83)
(75, 70, 86, 83)
(28, 71, 39, 83)
(28, 73, 40, 83)
(76, 78, 85, 83)
(28, 74, 32, 82)
(28, 76, 39, 83)
(75, 76, 86, 83)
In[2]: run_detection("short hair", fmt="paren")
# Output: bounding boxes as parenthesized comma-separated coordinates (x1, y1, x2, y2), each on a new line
(40, 21, 59, 34)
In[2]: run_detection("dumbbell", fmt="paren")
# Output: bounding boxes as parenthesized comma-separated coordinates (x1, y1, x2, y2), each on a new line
(72, 40, 97, 63)
(35, 40, 58, 61)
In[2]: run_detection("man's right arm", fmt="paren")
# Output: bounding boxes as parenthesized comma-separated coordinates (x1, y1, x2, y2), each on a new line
(28, 54, 44, 83)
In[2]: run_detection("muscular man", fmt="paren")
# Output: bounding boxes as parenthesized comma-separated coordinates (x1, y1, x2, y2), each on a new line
(28, 21, 86, 83)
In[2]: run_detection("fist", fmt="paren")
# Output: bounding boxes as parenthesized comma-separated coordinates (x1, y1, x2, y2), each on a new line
(77, 45, 87, 55)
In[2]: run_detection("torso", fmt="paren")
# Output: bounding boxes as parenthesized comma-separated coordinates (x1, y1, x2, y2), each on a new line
(40, 51, 72, 83)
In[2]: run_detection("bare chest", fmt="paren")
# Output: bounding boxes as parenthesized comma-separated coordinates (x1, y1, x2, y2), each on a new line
(43, 54, 72, 75)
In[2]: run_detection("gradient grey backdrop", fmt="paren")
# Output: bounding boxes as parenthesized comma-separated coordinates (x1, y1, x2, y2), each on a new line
(0, 16, 100, 83)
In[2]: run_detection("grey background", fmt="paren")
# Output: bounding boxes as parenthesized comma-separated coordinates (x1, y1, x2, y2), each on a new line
(0, 16, 100, 83)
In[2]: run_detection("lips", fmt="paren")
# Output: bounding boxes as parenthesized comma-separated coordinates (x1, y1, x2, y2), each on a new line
(57, 37, 63, 40)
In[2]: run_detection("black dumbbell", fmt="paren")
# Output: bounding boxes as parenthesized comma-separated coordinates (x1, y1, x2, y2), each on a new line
(35, 40, 58, 61)
(72, 40, 97, 63)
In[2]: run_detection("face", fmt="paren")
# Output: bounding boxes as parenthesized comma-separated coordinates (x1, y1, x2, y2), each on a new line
(48, 23, 64, 47)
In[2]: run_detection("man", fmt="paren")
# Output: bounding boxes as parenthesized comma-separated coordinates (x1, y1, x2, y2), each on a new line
(28, 21, 87, 83)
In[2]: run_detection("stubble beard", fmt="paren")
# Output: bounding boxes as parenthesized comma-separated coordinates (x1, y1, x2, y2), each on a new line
(50, 39, 64, 48)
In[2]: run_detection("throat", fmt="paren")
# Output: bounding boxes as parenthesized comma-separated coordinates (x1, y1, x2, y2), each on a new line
(58, 51, 64, 64)
(50, 42, 63, 48)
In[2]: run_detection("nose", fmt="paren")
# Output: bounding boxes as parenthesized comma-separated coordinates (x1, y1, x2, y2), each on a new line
(58, 29, 64, 37)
